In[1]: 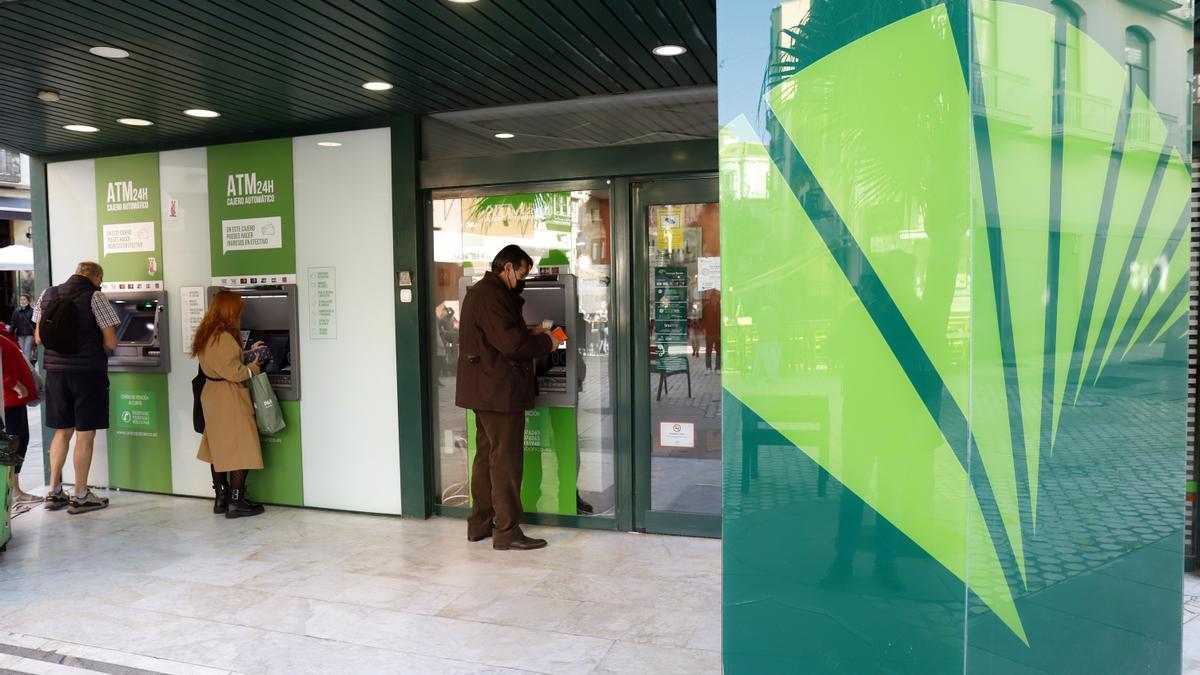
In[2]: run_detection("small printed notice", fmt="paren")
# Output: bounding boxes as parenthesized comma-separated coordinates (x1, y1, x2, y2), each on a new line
(114, 390, 156, 435)
(222, 216, 283, 254)
(656, 205, 684, 251)
(308, 267, 337, 340)
(103, 221, 156, 256)
(181, 286, 206, 354)
(698, 256, 721, 292)
(660, 421, 695, 448)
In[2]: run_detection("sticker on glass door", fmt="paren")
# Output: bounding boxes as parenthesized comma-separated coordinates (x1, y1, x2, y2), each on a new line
(660, 421, 695, 448)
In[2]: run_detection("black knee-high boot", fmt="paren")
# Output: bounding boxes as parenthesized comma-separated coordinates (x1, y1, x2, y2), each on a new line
(226, 469, 265, 519)
(210, 465, 229, 514)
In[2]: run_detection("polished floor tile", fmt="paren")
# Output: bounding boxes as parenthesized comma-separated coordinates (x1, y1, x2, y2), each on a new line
(3, 491, 722, 674)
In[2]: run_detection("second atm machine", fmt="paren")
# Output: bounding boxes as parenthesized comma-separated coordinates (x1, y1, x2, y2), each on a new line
(107, 289, 169, 373)
(207, 285, 301, 400)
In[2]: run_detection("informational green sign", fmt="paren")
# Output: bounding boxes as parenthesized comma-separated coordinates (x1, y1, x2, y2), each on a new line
(95, 153, 163, 284)
(105, 372, 172, 494)
(207, 138, 296, 280)
(467, 407, 577, 515)
(655, 266, 689, 373)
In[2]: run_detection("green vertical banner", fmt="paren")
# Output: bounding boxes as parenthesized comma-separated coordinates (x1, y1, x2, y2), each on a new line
(95, 153, 163, 283)
(207, 138, 303, 506)
(95, 153, 172, 493)
(468, 407, 577, 515)
(207, 139, 297, 283)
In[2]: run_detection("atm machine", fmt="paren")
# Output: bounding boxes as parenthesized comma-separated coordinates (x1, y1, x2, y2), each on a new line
(458, 273, 581, 407)
(107, 290, 170, 373)
(207, 285, 301, 401)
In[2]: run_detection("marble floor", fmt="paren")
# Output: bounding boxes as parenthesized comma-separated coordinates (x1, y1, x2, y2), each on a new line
(1, 492, 722, 675)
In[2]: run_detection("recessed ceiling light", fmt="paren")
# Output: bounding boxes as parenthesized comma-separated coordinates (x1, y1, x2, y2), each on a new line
(63, 124, 99, 133)
(652, 45, 687, 57)
(89, 46, 130, 59)
(117, 118, 153, 126)
(447, 0, 480, 3)
(362, 81, 393, 91)
(184, 109, 220, 118)
(494, 132, 515, 139)
(317, 141, 342, 147)
(36, 90, 61, 102)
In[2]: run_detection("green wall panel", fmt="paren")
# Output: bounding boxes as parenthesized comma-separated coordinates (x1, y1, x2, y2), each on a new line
(719, 0, 1189, 672)
(105, 372, 172, 494)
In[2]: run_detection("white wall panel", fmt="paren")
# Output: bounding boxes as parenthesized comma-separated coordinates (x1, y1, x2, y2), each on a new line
(293, 128, 401, 514)
(45, 159, 108, 487)
(160, 148, 214, 497)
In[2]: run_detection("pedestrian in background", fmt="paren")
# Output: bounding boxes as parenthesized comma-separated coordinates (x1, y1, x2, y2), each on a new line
(10, 294, 35, 364)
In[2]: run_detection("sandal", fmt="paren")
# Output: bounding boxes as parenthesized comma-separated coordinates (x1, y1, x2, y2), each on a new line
(14, 494, 44, 505)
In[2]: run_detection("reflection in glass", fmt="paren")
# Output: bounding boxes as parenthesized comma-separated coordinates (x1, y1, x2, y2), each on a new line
(647, 203, 722, 515)
(430, 188, 614, 517)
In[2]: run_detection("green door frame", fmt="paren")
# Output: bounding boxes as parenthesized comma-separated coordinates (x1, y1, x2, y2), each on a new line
(630, 175, 722, 538)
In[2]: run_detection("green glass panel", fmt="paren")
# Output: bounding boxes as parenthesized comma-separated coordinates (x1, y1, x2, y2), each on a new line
(1073, 87, 1167, 400)
(974, 0, 1054, 528)
(1051, 21, 1127, 448)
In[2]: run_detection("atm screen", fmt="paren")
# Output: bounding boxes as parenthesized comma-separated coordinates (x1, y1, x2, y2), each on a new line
(521, 286, 568, 329)
(245, 330, 291, 374)
(117, 312, 156, 344)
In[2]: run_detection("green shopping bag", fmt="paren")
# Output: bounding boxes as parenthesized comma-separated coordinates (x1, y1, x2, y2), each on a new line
(250, 373, 286, 436)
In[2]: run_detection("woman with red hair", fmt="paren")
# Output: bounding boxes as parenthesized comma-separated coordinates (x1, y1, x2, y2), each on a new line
(192, 290, 266, 518)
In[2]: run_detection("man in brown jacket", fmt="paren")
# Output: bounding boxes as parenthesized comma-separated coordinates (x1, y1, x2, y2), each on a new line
(457, 245, 561, 551)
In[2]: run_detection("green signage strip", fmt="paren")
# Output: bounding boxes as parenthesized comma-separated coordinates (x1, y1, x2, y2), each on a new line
(206, 139, 304, 506)
(468, 407, 577, 516)
(95, 153, 172, 494)
(207, 138, 296, 282)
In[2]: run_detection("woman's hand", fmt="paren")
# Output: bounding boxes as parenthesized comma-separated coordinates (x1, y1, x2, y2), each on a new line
(251, 341, 265, 350)
(13, 382, 27, 399)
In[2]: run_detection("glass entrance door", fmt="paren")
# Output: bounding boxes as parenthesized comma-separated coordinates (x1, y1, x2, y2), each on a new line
(632, 177, 721, 537)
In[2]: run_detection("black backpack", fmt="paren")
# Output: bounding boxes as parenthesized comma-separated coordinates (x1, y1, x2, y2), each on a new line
(39, 287, 94, 355)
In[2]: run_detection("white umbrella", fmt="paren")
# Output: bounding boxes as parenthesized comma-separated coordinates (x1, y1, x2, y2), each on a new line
(0, 245, 33, 271)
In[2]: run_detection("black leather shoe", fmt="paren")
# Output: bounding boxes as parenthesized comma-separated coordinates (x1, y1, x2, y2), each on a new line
(576, 493, 594, 515)
(225, 488, 265, 519)
(493, 536, 548, 551)
(213, 483, 229, 514)
(468, 530, 492, 542)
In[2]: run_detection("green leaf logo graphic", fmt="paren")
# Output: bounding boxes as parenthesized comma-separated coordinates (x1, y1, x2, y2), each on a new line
(723, 0, 1189, 646)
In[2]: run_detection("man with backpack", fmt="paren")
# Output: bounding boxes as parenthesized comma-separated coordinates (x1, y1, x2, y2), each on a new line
(32, 261, 119, 514)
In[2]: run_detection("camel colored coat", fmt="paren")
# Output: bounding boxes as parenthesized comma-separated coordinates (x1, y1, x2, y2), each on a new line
(196, 332, 263, 472)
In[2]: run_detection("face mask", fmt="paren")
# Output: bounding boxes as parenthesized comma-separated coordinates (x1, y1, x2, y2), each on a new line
(513, 279, 526, 294)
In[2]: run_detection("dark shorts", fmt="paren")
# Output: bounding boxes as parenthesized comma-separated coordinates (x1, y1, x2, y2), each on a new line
(46, 371, 110, 432)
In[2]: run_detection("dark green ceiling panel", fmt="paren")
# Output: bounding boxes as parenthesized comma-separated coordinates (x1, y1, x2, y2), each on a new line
(0, 0, 716, 157)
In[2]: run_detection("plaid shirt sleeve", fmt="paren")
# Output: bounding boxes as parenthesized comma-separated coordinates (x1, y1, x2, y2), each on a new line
(91, 292, 121, 329)
(31, 288, 50, 324)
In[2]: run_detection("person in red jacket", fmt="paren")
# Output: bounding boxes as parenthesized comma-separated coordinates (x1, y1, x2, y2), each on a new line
(0, 322, 39, 504)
